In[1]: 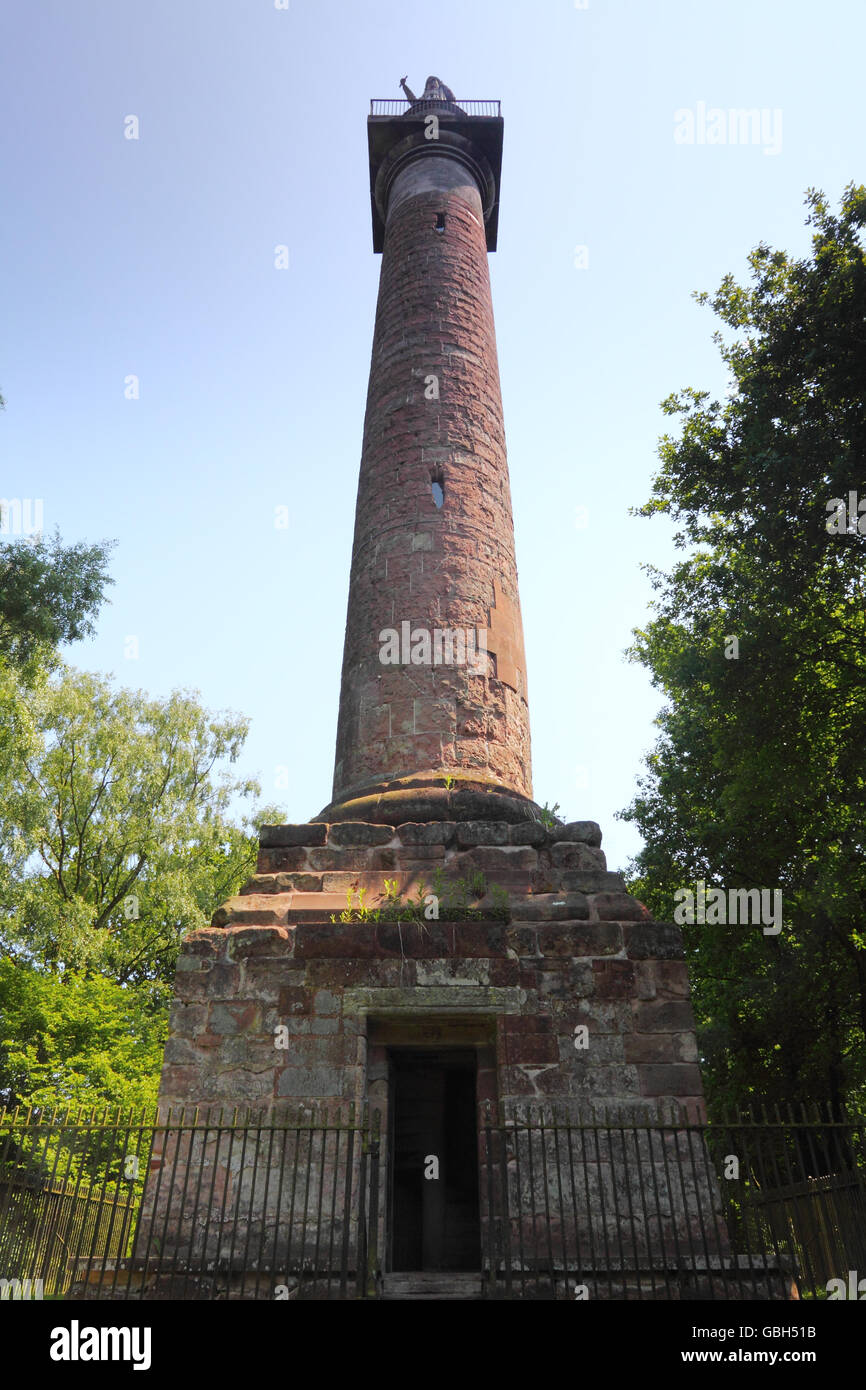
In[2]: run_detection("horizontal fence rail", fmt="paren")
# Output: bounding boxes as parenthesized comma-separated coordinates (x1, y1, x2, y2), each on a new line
(0, 1102, 863, 1300)
(369, 99, 501, 117)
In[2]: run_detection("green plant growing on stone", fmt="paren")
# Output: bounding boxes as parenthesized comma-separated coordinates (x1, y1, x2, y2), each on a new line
(470, 869, 487, 899)
(490, 883, 510, 917)
(442, 774, 455, 791)
(535, 801, 562, 831)
(335, 885, 379, 923)
(326, 866, 509, 924)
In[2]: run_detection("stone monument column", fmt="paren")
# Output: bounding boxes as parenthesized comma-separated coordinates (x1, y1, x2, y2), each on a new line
(321, 95, 534, 825)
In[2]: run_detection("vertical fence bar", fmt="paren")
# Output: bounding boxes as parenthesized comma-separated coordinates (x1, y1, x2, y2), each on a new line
(356, 1105, 369, 1300)
(482, 1102, 497, 1298)
(510, 1109, 527, 1297)
(367, 1109, 381, 1299)
(339, 1104, 355, 1299)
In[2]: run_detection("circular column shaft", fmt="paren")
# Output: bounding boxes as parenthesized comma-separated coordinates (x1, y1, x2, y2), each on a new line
(322, 132, 534, 824)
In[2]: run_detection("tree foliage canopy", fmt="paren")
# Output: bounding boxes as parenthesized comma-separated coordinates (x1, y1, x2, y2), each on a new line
(0, 528, 115, 669)
(622, 185, 866, 1115)
(0, 664, 273, 1108)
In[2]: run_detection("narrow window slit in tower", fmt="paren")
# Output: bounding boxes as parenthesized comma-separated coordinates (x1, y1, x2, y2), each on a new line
(431, 477, 444, 508)
(435, 212, 446, 233)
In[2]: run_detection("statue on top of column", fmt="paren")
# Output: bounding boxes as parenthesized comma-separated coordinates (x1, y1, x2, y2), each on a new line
(399, 75, 457, 105)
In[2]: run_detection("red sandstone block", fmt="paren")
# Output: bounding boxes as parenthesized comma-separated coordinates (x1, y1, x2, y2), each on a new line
(277, 986, 311, 1016)
(633, 960, 657, 1000)
(506, 926, 540, 956)
(638, 1064, 704, 1098)
(456, 822, 510, 847)
(549, 843, 607, 872)
(508, 1036, 559, 1065)
(190, 961, 241, 998)
(275, 1035, 349, 1067)
(449, 924, 509, 957)
(359, 703, 390, 741)
(633, 1000, 696, 1032)
(557, 872, 628, 894)
(591, 960, 636, 999)
(293, 923, 380, 960)
(178, 931, 224, 959)
(257, 848, 309, 873)
(327, 822, 394, 847)
(535, 924, 623, 957)
(241, 874, 285, 896)
(452, 847, 537, 873)
(489, 959, 520, 986)
(279, 873, 323, 893)
(622, 922, 685, 960)
(224, 926, 293, 959)
(396, 822, 456, 845)
(504, 1015, 553, 1034)
(550, 822, 602, 848)
(260, 824, 327, 848)
(510, 893, 589, 922)
(208, 1001, 260, 1035)
(591, 893, 651, 922)
(368, 848, 401, 870)
(158, 1066, 204, 1099)
(651, 961, 692, 998)
(503, 1067, 572, 1099)
(284, 893, 361, 922)
(320, 871, 419, 897)
(623, 1033, 676, 1064)
(168, 1002, 208, 1036)
(508, 821, 547, 847)
(414, 699, 458, 735)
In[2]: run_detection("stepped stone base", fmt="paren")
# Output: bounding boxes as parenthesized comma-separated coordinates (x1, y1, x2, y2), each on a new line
(158, 817, 703, 1114)
(145, 815, 718, 1298)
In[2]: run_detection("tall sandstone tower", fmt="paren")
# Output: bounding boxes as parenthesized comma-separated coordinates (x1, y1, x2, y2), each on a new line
(150, 81, 721, 1298)
(323, 84, 531, 823)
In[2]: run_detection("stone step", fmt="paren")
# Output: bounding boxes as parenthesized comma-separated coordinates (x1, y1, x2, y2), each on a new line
(380, 1271, 485, 1301)
(242, 869, 536, 901)
(258, 820, 603, 850)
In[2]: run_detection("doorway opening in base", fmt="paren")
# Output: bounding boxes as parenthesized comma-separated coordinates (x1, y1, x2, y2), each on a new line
(388, 1048, 481, 1272)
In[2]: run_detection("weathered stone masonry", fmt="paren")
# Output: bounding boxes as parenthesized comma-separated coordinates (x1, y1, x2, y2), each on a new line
(159, 817, 702, 1115)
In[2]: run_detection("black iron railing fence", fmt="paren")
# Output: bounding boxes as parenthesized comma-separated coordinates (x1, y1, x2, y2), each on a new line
(369, 99, 501, 117)
(480, 1103, 866, 1299)
(0, 1104, 380, 1301)
(0, 1102, 863, 1300)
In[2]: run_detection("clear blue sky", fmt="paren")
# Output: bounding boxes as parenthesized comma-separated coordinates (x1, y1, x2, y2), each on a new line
(2, 0, 863, 871)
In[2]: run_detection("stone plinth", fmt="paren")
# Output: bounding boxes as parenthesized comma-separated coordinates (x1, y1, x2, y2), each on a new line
(158, 818, 703, 1116)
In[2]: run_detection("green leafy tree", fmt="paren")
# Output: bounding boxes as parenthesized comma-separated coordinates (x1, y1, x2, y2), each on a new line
(621, 185, 866, 1116)
(0, 528, 115, 668)
(0, 665, 278, 1107)
(1, 666, 266, 986)
(0, 961, 168, 1110)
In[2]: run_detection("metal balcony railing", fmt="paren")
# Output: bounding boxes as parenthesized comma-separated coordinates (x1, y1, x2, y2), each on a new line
(369, 99, 501, 117)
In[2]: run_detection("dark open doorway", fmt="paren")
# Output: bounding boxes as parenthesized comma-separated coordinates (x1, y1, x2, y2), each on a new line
(389, 1049, 481, 1272)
